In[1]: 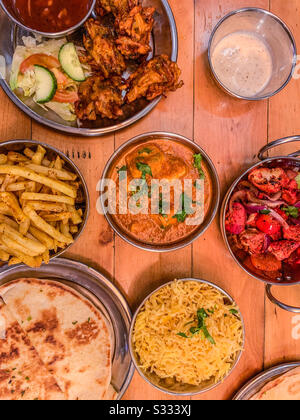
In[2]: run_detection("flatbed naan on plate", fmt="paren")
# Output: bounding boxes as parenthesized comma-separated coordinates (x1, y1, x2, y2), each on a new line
(0, 299, 64, 400)
(251, 367, 300, 400)
(0, 278, 112, 400)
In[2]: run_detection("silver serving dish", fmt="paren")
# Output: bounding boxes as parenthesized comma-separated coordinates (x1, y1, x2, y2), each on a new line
(0, 257, 134, 399)
(208, 8, 297, 101)
(100, 132, 220, 252)
(0, 0, 178, 136)
(233, 362, 300, 400)
(0, 0, 96, 38)
(0, 139, 90, 261)
(221, 136, 300, 313)
(129, 278, 245, 396)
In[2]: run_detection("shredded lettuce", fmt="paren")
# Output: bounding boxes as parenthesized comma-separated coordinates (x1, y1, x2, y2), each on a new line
(10, 37, 67, 91)
(17, 70, 36, 97)
(45, 102, 77, 122)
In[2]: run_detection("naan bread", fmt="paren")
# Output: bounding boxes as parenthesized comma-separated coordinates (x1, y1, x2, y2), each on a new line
(0, 278, 112, 400)
(251, 367, 300, 400)
(0, 299, 64, 400)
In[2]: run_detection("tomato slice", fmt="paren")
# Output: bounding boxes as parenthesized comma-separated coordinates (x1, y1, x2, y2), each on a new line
(256, 214, 281, 236)
(20, 54, 60, 74)
(53, 90, 79, 103)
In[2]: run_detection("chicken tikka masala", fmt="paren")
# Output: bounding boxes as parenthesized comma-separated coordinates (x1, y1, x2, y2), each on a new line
(109, 140, 213, 245)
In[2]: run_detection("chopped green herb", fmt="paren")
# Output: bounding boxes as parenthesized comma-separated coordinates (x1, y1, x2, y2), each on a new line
(177, 308, 215, 344)
(138, 147, 152, 155)
(25, 376, 30, 381)
(27, 316, 32, 322)
(193, 154, 205, 179)
(260, 209, 271, 215)
(136, 162, 153, 179)
(173, 193, 194, 223)
(282, 206, 299, 219)
(21, 390, 25, 397)
(88, 318, 91, 323)
(72, 321, 78, 325)
(117, 165, 127, 173)
(229, 309, 239, 315)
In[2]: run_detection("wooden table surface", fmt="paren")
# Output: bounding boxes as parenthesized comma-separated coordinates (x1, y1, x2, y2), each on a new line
(1, 0, 300, 401)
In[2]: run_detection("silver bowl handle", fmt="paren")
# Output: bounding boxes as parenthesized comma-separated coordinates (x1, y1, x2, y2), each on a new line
(258, 136, 300, 160)
(266, 285, 300, 313)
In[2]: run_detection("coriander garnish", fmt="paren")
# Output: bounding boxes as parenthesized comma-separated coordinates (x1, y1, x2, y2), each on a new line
(193, 154, 205, 179)
(177, 308, 216, 345)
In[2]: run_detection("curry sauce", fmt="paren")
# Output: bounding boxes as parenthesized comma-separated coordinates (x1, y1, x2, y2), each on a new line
(109, 140, 213, 245)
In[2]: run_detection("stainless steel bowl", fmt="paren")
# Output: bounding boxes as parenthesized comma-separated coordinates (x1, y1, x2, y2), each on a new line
(208, 8, 297, 101)
(100, 132, 220, 252)
(221, 136, 300, 313)
(0, 139, 90, 261)
(129, 278, 245, 396)
(0, 0, 178, 136)
(0, 0, 96, 38)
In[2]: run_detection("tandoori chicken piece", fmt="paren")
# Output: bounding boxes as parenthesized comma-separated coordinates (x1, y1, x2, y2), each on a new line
(250, 253, 282, 272)
(75, 76, 124, 120)
(81, 19, 126, 78)
(115, 6, 155, 59)
(282, 179, 299, 204)
(239, 229, 267, 255)
(125, 55, 184, 103)
(225, 202, 247, 235)
(268, 240, 300, 261)
(248, 167, 289, 195)
(284, 225, 300, 242)
(95, 0, 139, 16)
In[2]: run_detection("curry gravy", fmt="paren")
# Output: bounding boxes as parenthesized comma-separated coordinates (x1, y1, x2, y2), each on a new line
(109, 140, 213, 245)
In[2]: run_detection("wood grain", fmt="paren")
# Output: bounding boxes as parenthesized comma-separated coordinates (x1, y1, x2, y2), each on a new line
(192, 0, 268, 400)
(0, 0, 299, 401)
(264, 0, 300, 368)
(120, 0, 194, 400)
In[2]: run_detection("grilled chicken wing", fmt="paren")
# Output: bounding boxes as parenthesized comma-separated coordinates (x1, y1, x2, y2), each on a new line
(81, 19, 126, 78)
(115, 6, 155, 59)
(125, 55, 184, 103)
(75, 76, 124, 120)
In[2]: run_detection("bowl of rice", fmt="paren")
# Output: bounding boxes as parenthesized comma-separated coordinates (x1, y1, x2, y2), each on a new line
(130, 279, 245, 395)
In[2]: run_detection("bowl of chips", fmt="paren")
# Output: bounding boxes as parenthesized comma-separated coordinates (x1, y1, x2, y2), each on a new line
(0, 139, 89, 267)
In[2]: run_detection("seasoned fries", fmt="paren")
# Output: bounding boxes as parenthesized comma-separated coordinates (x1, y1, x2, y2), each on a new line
(0, 145, 86, 267)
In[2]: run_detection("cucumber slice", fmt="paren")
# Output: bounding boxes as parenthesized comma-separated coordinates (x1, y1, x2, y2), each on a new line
(34, 65, 57, 104)
(59, 43, 86, 82)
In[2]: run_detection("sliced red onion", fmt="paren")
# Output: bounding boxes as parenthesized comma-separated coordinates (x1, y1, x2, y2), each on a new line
(247, 191, 286, 208)
(294, 202, 300, 208)
(264, 235, 272, 251)
(268, 209, 289, 230)
(290, 218, 300, 226)
(244, 203, 267, 214)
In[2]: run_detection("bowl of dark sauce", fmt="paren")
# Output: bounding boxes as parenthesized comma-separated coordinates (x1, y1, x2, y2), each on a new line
(0, 0, 96, 37)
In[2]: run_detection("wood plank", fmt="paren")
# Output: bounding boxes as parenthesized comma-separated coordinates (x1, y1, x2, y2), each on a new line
(265, 0, 300, 368)
(0, 88, 31, 140)
(192, 0, 268, 400)
(118, 0, 195, 400)
(31, 124, 115, 278)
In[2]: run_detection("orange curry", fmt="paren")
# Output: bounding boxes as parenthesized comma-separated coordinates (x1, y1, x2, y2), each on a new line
(110, 140, 212, 245)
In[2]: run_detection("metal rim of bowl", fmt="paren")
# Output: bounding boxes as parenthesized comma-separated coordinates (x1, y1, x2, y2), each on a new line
(0, 0, 178, 137)
(0, 0, 96, 38)
(0, 139, 90, 260)
(207, 7, 298, 101)
(220, 155, 300, 286)
(100, 131, 221, 253)
(129, 278, 245, 396)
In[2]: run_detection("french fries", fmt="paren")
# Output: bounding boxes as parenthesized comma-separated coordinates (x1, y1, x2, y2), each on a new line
(0, 145, 85, 267)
